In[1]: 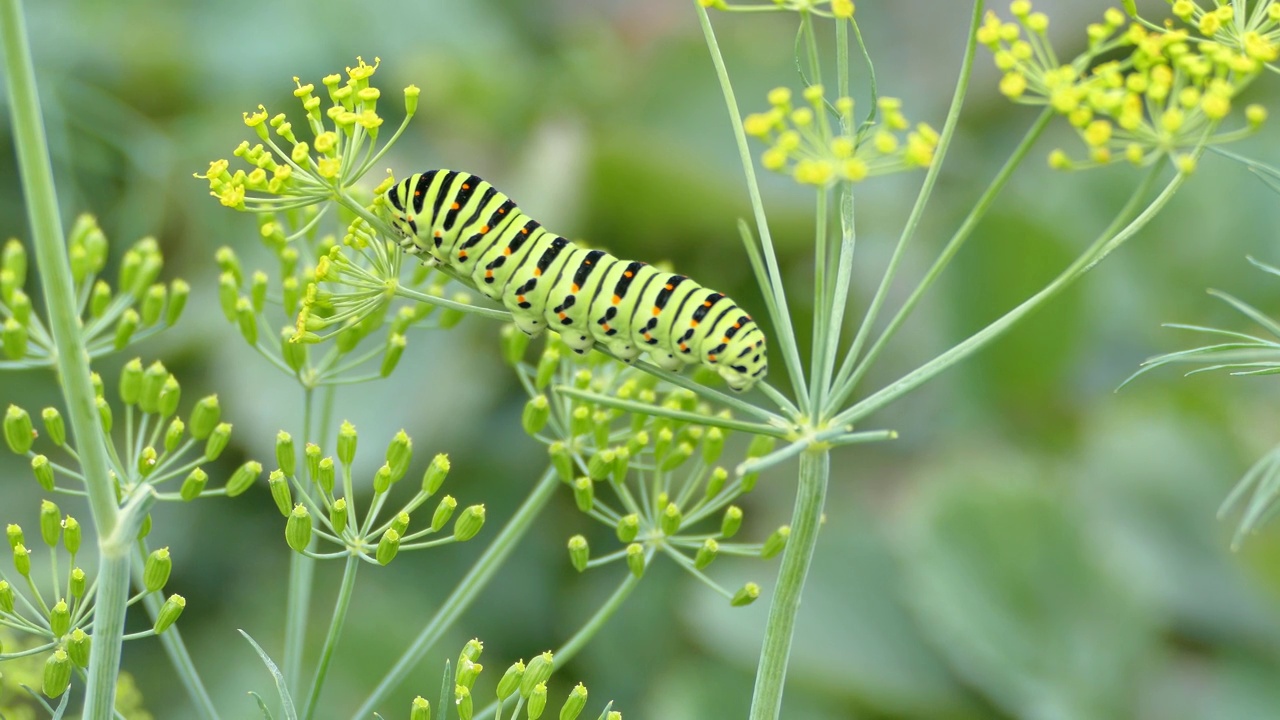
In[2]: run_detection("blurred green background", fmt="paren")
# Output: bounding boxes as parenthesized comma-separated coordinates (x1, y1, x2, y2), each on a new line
(4, 0, 1280, 718)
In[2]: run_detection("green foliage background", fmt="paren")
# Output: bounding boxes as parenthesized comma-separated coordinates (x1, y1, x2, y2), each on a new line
(4, 0, 1280, 717)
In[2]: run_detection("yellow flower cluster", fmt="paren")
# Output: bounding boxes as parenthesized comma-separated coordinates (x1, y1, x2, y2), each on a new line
(699, 0, 854, 19)
(1170, 1, 1280, 67)
(981, 2, 1268, 170)
(744, 86, 938, 187)
(195, 57, 418, 211)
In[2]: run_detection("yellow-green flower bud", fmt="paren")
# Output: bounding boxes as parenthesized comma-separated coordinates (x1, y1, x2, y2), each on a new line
(154, 593, 185, 633)
(287, 505, 312, 552)
(418, 452, 449, 496)
(573, 369, 591, 390)
(235, 297, 258, 345)
(2, 238, 26, 287)
(373, 462, 393, 494)
(137, 446, 158, 477)
(390, 511, 411, 537)
(762, 525, 790, 559)
(501, 323, 530, 366)
(549, 442, 574, 483)
(456, 658, 482, 689)
(269, 470, 292, 516)
(32, 454, 53, 491)
(6, 523, 22, 549)
(329, 498, 349, 535)
(97, 396, 113, 434)
(1, 318, 26, 359)
(120, 358, 144, 406)
(454, 504, 485, 541)
(560, 683, 587, 720)
(570, 406, 591, 438)
(568, 535, 589, 572)
(282, 325, 307, 371)
(386, 430, 412, 483)
(455, 684, 473, 720)
(39, 500, 60, 547)
(139, 361, 167, 414)
(377, 528, 401, 565)
(205, 422, 232, 461)
(520, 651, 555, 698)
(459, 637, 483, 664)
(4, 405, 34, 454)
(587, 449, 614, 481)
(592, 409, 612, 449)
(731, 582, 760, 607)
(215, 245, 242, 283)
(226, 460, 261, 498)
(247, 271, 267, 313)
(167, 279, 189, 326)
(660, 503, 683, 536)
(721, 505, 743, 539)
(158, 375, 181, 418)
(216, 273, 236, 322)
(496, 660, 525, 701)
(90, 371, 104, 398)
(180, 467, 207, 501)
(381, 333, 407, 377)
(50, 598, 70, 637)
(432, 495, 457, 531)
(535, 346, 560, 389)
(616, 514, 639, 543)
(1247, 104, 1268, 128)
(701, 427, 725, 464)
(317, 456, 335, 494)
(114, 308, 140, 349)
(703, 467, 728, 500)
(0, 580, 12, 611)
(338, 420, 358, 466)
(37, 407, 64, 445)
(189, 395, 220, 439)
(43, 649, 71, 698)
(659, 442, 693, 472)
(523, 395, 550, 435)
(411, 697, 431, 720)
(138, 513, 152, 540)
(695, 538, 719, 569)
(626, 543, 645, 578)
(68, 628, 90, 668)
(528, 683, 548, 719)
(573, 476, 594, 513)
(7, 289, 30, 327)
(141, 283, 166, 326)
(11, 544, 29, 578)
(164, 418, 185, 453)
(69, 567, 86, 598)
(145, 547, 172, 592)
(63, 516, 80, 555)
(273, 431, 296, 478)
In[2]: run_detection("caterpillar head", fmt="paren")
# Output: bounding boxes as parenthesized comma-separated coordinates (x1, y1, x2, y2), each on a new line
(719, 337, 768, 392)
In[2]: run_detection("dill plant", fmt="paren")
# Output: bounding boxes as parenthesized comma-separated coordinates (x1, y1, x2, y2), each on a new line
(5, 1, 1280, 720)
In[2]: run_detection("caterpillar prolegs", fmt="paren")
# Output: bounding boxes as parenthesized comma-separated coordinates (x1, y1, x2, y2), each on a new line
(384, 170, 768, 392)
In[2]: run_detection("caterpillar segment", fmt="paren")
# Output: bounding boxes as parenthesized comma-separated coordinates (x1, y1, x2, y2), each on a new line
(385, 170, 768, 391)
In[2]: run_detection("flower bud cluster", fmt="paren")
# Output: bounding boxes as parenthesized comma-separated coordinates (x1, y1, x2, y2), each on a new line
(744, 86, 937, 186)
(0, 217, 185, 370)
(0, 503, 184, 694)
(981, 1, 1268, 170)
(4, 360, 255, 508)
(700, 0, 854, 19)
(274, 422, 483, 565)
(509, 331, 786, 606)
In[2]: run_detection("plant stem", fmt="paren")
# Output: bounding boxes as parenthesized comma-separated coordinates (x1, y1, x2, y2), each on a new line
(695, 1, 809, 412)
(748, 449, 828, 720)
(349, 467, 561, 719)
(0, 2, 126, 717)
(284, 387, 321, 697)
(302, 555, 360, 720)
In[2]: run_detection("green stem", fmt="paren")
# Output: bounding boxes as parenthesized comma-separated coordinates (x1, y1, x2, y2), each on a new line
(747, 449, 828, 720)
(695, 1, 810, 411)
(830, 0, 984, 405)
(283, 387, 319, 697)
(349, 467, 561, 719)
(132, 544, 220, 720)
(0, 3, 126, 718)
(302, 555, 360, 720)
(825, 106, 1053, 414)
(836, 158, 1178, 428)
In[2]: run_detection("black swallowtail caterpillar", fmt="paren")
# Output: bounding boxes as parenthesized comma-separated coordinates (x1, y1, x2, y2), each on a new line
(383, 170, 768, 392)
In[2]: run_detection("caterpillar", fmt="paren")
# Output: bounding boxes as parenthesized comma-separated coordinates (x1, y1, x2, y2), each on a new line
(383, 170, 767, 392)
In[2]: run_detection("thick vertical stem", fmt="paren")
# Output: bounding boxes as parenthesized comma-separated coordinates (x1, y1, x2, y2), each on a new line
(0, 2, 126, 718)
(748, 449, 828, 720)
(302, 555, 360, 720)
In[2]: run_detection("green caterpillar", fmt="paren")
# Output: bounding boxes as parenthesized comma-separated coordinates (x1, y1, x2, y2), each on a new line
(384, 170, 767, 392)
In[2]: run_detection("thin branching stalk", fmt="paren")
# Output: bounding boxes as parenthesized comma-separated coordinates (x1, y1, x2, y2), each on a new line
(350, 467, 561, 719)
(302, 555, 360, 720)
(0, 1, 128, 717)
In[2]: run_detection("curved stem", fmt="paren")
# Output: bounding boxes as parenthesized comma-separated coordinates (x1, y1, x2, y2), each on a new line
(747, 449, 828, 720)
(349, 467, 561, 719)
(302, 555, 360, 720)
(0, 3, 125, 718)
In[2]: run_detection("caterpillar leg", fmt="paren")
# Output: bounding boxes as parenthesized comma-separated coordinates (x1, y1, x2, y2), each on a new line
(559, 329, 594, 354)
(648, 350, 683, 371)
(511, 313, 546, 337)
